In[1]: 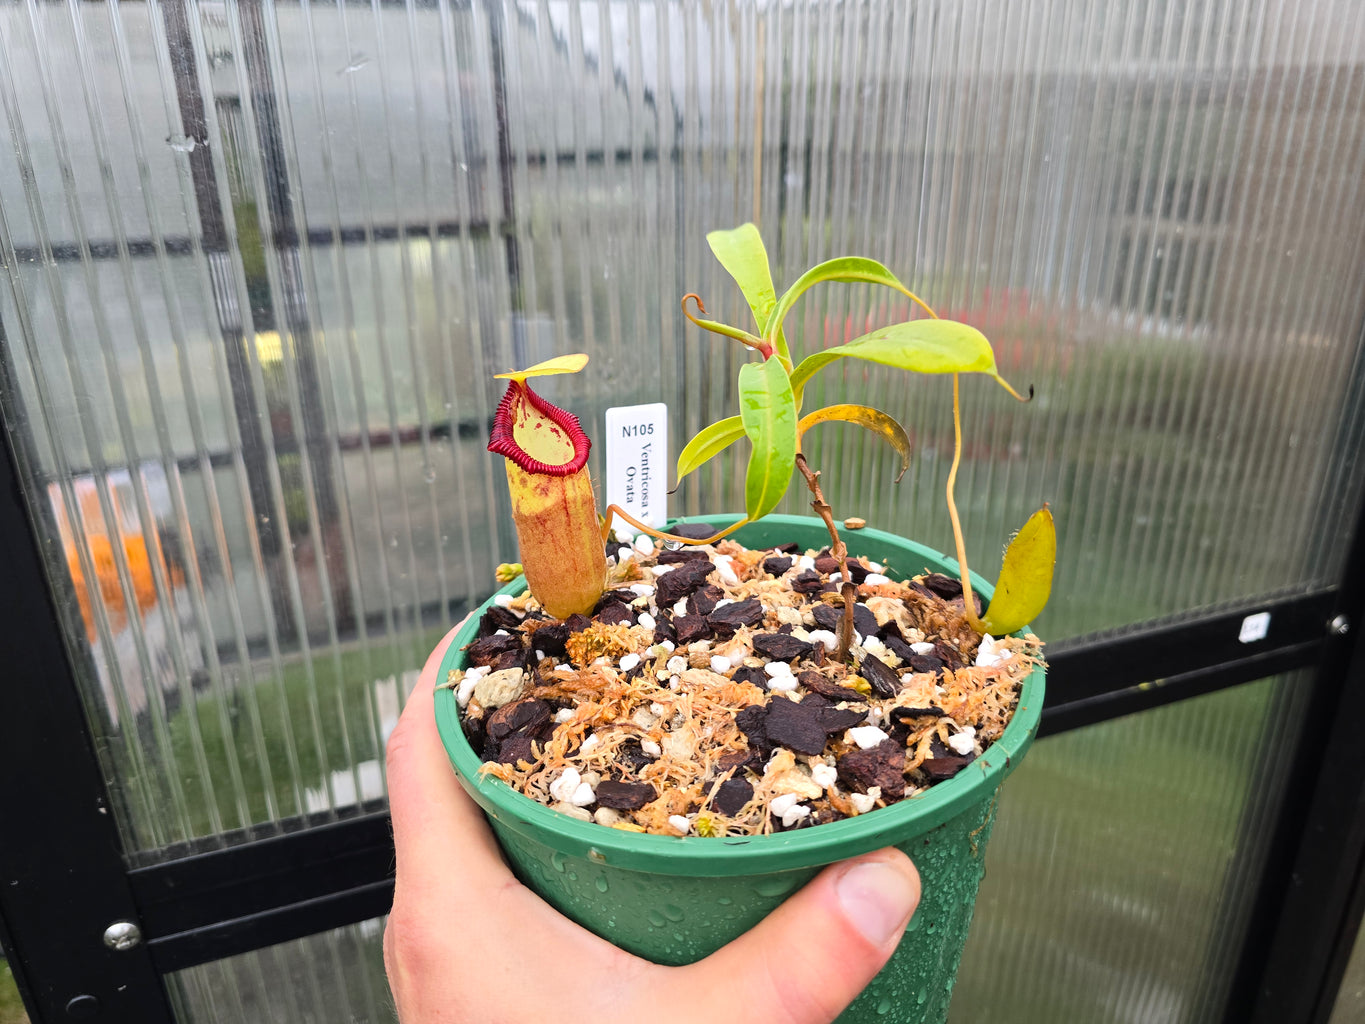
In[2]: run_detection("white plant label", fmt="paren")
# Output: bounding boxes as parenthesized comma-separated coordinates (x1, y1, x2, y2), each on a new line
(604, 403, 667, 530)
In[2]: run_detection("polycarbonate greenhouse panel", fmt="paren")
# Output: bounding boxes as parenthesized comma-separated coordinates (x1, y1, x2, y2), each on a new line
(170, 917, 391, 1023)
(0, 0, 1362, 872)
(953, 673, 1314, 1022)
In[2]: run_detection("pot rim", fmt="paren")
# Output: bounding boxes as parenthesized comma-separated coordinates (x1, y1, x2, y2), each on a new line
(435, 514, 1044, 876)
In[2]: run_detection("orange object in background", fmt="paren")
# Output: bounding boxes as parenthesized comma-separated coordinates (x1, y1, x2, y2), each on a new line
(51, 469, 184, 644)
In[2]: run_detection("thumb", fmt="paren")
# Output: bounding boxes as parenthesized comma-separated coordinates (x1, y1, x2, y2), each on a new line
(675, 849, 920, 1024)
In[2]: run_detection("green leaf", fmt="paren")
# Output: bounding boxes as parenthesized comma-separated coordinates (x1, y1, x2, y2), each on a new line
(980, 507, 1056, 636)
(789, 319, 1001, 396)
(765, 256, 920, 350)
(707, 223, 791, 363)
(797, 404, 912, 482)
(674, 415, 745, 486)
(737, 358, 797, 521)
(707, 225, 778, 329)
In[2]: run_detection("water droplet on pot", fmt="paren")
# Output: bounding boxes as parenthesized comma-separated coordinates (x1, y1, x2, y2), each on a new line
(876, 998, 892, 1015)
(672, 932, 684, 942)
(754, 876, 796, 898)
(567, 871, 577, 881)
(646, 910, 666, 928)
(662, 904, 685, 922)
(717, 896, 732, 906)
(916, 989, 927, 1005)
(594, 876, 609, 893)
(551, 852, 567, 873)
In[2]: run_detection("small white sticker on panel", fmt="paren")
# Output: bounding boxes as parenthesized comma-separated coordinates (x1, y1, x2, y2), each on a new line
(1238, 611, 1271, 644)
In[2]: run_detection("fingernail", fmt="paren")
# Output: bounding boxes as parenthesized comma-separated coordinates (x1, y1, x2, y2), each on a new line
(835, 860, 918, 946)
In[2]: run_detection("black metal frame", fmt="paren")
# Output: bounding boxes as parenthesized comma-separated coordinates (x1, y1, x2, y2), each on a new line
(1, 0, 1365, 1021)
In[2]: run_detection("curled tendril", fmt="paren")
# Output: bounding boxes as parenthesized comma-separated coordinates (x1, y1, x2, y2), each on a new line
(681, 293, 774, 358)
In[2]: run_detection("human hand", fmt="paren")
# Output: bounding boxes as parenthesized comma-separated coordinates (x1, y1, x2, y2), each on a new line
(385, 622, 921, 1024)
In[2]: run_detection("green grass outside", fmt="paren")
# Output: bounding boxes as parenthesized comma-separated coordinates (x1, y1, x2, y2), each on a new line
(154, 624, 450, 843)
(0, 961, 29, 1024)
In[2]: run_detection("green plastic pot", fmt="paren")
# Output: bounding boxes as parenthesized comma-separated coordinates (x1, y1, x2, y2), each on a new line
(436, 514, 1044, 1024)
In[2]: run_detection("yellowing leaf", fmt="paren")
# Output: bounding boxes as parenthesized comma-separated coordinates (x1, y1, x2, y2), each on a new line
(981, 506, 1056, 636)
(797, 404, 911, 482)
(790, 319, 1001, 396)
(494, 353, 590, 381)
(675, 415, 746, 486)
(738, 358, 797, 521)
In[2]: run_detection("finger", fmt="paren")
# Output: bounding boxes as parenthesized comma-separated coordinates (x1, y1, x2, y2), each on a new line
(670, 849, 920, 1024)
(386, 617, 510, 894)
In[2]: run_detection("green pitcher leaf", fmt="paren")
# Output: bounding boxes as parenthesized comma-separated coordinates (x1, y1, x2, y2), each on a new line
(789, 319, 1002, 396)
(674, 415, 746, 486)
(737, 358, 797, 521)
(765, 256, 922, 350)
(980, 506, 1056, 636)
(797, 404, 912, 482)
(707, 223, 791, 363)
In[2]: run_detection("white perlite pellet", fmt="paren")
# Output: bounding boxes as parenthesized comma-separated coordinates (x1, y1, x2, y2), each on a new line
(552, 708, 574, 724)
(549, 767, 582, 803)
(570, 781, 597, 807)
(634, 533, 655, 555)
(616, 546, 634, 563)
(764, 661, 793, 677)
(579, 734, 600, 754)
(493, 594, 514, 609)
(807, 629, 838, 651)
(769, 793, 811, 828)
(947, 727, 977, 756)
(640, 738, 662, 757)
(714, 556, 740, 587)
(630, 583, 655, 598)
(637, 612, 657, 631)
(975, 635, 1010, 668)
(668, 815, 692, 834)
(849, 725, 889, 749)
(850, 786, 882, 814)
(798, 555, 816, 571)
(810, 762, 838, 790)
(710, 654, 732, 674)
(494, 628, 510, 636)
(666, 655, 688, 674)
(863, 635, 885, 654)
(673, 598, 689, 617)
(911, 641, 935, 655)
(619, 653, 641, 673)
(863, 573, 891, 586)
(767, 674, 798, 693)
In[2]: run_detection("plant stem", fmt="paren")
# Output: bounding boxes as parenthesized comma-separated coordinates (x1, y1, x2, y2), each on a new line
(946, 374, 988, 634)
(794, 453, 856, 662)
(601, 505, 748, 547)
